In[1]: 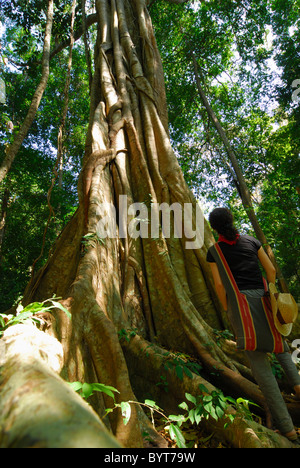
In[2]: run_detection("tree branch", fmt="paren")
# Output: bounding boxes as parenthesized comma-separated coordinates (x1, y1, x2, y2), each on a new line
(49, 13, 98, 60)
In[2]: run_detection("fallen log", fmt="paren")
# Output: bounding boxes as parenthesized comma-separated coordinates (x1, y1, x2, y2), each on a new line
(0, 324, 121, 448)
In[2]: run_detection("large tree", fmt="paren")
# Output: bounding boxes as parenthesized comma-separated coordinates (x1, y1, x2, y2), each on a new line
(0, 0, 299, 448)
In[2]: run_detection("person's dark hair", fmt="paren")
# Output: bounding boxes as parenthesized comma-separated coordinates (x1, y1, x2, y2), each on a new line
(209, 208, 239, 241)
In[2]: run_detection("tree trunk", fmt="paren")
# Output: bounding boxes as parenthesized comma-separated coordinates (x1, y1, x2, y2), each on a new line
(1, 0, 299, 449)
(0, 188, 9, 257)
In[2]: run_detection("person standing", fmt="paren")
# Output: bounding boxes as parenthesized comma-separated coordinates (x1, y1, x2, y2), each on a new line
(206, 207, 300, 443)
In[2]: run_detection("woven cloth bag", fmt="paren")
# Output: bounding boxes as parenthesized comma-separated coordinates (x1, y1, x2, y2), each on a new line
(209, 243, 288, 353)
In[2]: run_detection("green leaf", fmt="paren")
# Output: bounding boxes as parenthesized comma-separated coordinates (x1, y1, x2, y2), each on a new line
(144, 399, 160, 410)
(208, 406, 217, 420)
(175, 365, 183, 380)
(168, 414, 186, 426)
(120, 402, 131, 425)
(91, 383, 119, 399)
(169, 424, 186, 449)
(185, 392, 197, 405)
(49, 300, 72, 319)
(21, 302, 45, 313)
(81, 382, 94, 399)
(178, 401, 189, 411)
(195, 411, 202, 425)
(183, 366, 193, 379)
(68, 381, 83, 392)
(188, 408, 195, 424)
(203, 395, 213, 402)
(204, 401, 213, 413)
(0, 315, 6, 328)
(216, 405, 225, 419)
(225, 396, 237, 405)
(198, 383, 209, 393)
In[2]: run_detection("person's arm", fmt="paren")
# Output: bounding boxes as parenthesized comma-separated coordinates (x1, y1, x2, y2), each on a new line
(209, 262, 228, 311)
(258, 247, 276, 284)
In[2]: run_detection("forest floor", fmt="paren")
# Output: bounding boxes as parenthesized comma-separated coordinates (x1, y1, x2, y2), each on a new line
(152, 414, 229, 448)
(152, 412, 300, 449)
